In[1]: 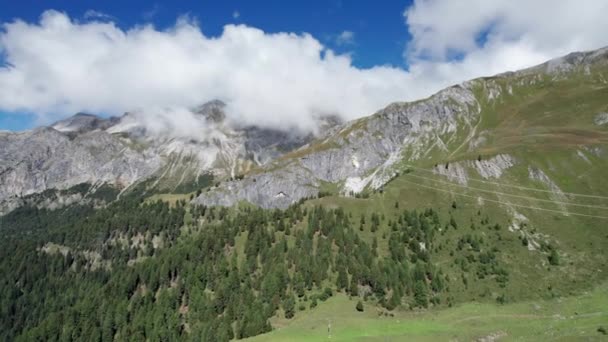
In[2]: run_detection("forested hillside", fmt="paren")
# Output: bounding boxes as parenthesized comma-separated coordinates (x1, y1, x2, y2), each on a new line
(2, 173, 602, 341)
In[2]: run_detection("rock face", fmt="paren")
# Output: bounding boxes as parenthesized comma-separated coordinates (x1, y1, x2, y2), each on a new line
(472, 154, 516, 180)
(198, 164, 319, 208)
(195, 84, 481, 208)
(0, 127, 162, 214)
(0, 101, 325, 214)
(51, 113, 119, 133)
(595, 113, 608, 126)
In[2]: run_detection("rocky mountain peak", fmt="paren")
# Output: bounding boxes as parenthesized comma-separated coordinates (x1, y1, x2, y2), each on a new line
(193, 100, 227, 123)
(51, 112, 115, 133)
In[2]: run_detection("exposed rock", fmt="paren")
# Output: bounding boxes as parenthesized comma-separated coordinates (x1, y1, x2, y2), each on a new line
(528, 167, 567, 202)
(51, 113, 119, 133)
(528, 167, 568, 213)
(433, 162, 469, 185)
(476, 331, 507, 342)
(586, 146, 605, 158)
(468, 132, 488, 151)
(508, 211, 529, 232)
(1, 100, 322, 214)
(576, 150, 591, 164)
(344, 177, 367, 194)
(196, 84, 480, 206)
(194, 164, 319, 209)
(0, 127, 162, 214)
(472, 154, 516, 179)
(243, 126, 313, 165)
(594, 112, 608, 126)
(193, 99, 227, 123)
(39, 242, 110, 271)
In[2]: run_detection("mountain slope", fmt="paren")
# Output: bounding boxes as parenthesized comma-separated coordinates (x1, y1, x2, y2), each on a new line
(195, 46, 608, 210)
(0, 127, 162, 214)
(0, 102, 325, 214)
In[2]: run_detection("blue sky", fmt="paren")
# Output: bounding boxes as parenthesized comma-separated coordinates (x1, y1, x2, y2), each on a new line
(1, 0, 607, 132)
(0, 0, 411, 69)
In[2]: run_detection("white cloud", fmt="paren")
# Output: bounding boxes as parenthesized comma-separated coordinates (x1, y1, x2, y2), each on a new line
(119, 107, 214, 140)
(335, 30, 355, 46)
(403, 0, 608, 82)
(83, 10, 114, 21)
(1, 4, 608, 135)
(0, 10, 414, 132)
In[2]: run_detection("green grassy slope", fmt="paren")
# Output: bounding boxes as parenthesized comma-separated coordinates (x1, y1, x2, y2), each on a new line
(247, 281, 608, 341)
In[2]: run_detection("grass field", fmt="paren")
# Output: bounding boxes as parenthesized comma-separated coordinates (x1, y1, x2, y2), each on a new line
(247, 281, 608, 341)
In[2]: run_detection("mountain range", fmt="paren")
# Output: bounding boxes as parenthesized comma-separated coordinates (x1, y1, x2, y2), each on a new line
(2, 46, 607, 217)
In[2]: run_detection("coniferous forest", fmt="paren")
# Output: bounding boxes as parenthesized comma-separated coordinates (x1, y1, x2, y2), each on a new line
(0, 187, 519, 341)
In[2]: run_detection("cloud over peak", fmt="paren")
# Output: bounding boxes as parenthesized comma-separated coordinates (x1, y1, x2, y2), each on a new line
(0, 10, 414, 131)
(1, 2, 608, 134)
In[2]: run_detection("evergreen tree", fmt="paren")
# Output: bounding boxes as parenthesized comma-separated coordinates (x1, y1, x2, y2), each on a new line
(414, 280, 428, 308)
(548, 249, 560, 266)
(356, 300, 364, 312)
(336, 268, 348, 291)
(283, 295, 296, 319)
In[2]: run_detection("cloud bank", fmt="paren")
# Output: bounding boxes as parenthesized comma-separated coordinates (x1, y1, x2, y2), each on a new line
(403, 0, 608, 88)
(1, 1, 608, 133)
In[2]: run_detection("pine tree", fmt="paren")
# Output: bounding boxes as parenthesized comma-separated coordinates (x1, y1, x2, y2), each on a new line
(283, 295, 296, 319)
(548, 249, 560, 266)
(349, 278, 359, 297)
(295, 274, 306, 298)
(309, 297, 318, 309)
(356, 300, 364, 312)
(414, 280, 428, 308)
(336, 268, 348, 291)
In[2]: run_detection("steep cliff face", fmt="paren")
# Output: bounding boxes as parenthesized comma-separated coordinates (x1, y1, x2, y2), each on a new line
(0, 127, 162, 213)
